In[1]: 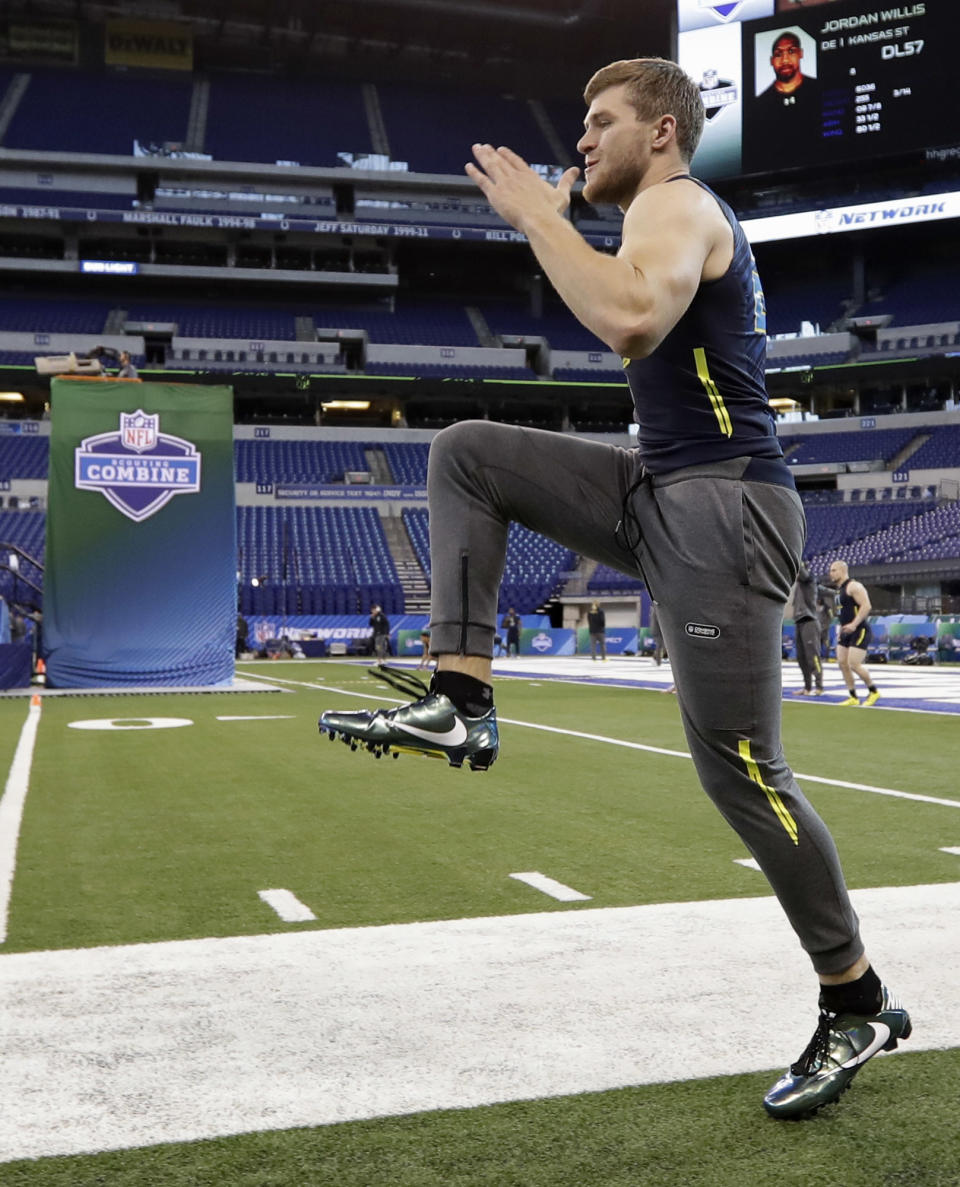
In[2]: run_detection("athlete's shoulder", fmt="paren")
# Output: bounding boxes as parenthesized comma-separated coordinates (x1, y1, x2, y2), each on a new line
(624, 174, 728, 238)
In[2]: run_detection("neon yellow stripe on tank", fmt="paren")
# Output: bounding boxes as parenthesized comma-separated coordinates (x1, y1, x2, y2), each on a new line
(693, 346, 733, 438)
(738, 738, 799, 846)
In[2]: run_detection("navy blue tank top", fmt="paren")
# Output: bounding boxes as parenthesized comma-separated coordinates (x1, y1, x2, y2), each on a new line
(838, 579, 859, 627)
(622, 176, 782, 473)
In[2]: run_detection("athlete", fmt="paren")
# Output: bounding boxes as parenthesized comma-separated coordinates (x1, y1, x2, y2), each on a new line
(791, 562, 824, 695)
(830, 558, 881, 706)
(318, 58, 909, 1118)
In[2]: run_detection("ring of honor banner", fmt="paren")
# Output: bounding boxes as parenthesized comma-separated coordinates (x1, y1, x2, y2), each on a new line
(44, 379, 236, 688)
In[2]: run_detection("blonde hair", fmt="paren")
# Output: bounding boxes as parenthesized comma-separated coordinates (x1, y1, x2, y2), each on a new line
(583, 58, 704, 164)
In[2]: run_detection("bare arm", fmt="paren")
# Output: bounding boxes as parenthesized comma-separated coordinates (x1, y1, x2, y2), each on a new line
(465, 144, 725, 358)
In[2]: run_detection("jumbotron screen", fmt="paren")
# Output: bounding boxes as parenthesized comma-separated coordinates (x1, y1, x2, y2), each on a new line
(677, 0, 954, 180)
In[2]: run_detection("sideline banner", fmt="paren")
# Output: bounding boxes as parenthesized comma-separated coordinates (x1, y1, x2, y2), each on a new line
(44, 379, 235, 687)
(575, 627, 639, 655)
(4, 20, 78, 64)
(104, 19, 193, 70)
(519, 628, 576, 657)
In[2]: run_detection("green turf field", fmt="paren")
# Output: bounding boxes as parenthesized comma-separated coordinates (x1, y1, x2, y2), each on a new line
(1, 661, 958, 1184)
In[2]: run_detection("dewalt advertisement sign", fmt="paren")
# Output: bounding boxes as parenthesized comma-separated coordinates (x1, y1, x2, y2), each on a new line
(105, 20, 193, 71)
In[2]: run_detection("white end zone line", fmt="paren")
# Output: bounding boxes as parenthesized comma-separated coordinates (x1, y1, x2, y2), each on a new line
(2, 880, 959, 1163)
(258, 671, 960, 812)
(0, 697, 41, 944)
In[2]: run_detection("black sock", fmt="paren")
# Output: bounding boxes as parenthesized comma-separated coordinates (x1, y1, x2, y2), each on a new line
(432, 670, 494, 717)
(867, 684, 878, 694)
(819, 965, 882, 1016)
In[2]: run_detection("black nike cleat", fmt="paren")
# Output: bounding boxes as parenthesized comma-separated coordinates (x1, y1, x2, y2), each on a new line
(318, 667, 499, 771)
(763, 985, 912, 1119)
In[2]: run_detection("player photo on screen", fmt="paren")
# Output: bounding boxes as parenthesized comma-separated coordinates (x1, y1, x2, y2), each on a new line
(754, 27, 819, 99)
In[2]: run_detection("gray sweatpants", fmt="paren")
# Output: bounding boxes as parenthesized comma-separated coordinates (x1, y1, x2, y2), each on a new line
(795, 617, 824, 692)
(427, 420, 863, 975)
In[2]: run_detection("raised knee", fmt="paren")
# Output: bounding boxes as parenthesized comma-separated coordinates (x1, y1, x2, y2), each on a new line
(430, 419, 514, 469)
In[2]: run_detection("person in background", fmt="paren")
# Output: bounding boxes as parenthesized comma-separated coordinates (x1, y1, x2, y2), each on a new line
(830, 559, 880, 706)
(418, 625, 432, 670)
(817, 583, 835, 660)
(501, 607, 521, 657)
(649, 601, 666, 666)
(116, 350, 139, 379)
(791, 562, 824, 695)
(85, 345, 140, 379)
(369, 603, 391, 662)
(235, 612, 249, 659)
(587, 600, 607, 660)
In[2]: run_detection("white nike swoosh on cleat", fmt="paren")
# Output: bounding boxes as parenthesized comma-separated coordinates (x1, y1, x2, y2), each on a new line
(839, 1021, 891, 1069)
(394, 719, 469, 747)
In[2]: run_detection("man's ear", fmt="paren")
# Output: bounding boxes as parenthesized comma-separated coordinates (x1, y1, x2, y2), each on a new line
(651, 114, 677, 150)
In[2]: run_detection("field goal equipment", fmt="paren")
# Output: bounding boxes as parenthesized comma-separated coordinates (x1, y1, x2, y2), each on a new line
(34, 353, 103, 376)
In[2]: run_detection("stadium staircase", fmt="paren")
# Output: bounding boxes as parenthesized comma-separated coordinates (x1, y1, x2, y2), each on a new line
(295, 316, 316, 342)
(381, 515, 431, 613)
(104, 308, 127, 334)
(363, 448, 392, 484)
(527, 98, 574, 169)
(185, 76, 211, 154)
(0, 541, 44, 631)
(889, 433, 932, 472)
(466, 306, 497, 348)
(0, 74, 29, 143)
(557, 554, 599, 598)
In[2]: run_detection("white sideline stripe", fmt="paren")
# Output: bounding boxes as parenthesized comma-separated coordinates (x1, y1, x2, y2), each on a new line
(0, 698, 41, 945)
(1, 880, 958, 1164)
(734, 858, 762, 871)
(510, 871, 591, 901)
(795, 772, 960, 810)
(216, 715, 297, 721)
(258, 889, 317, 922)
(258, 672, 960, 811)
(941, 847, 960, 857)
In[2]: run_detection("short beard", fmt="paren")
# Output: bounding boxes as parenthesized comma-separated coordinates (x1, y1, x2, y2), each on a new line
(583, 167, 638, 209)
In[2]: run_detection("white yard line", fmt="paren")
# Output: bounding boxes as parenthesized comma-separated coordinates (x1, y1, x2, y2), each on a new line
(509, 872, 592, 901)
(258, 671, 960, 811)
(258, 889, 317, 922)
(1, 881, 957, 1163)
(216, 715, 297, 721)
(0, 697, 41, 945)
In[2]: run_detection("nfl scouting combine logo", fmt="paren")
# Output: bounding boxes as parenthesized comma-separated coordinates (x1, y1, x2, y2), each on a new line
(698, 0, 746, 21)
(74, 409, 202, 522)
(698, 69, 738, 121)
